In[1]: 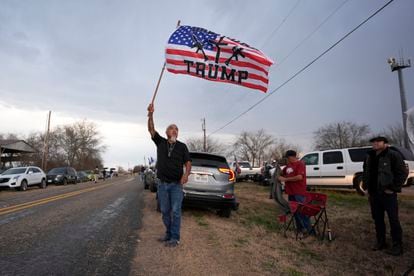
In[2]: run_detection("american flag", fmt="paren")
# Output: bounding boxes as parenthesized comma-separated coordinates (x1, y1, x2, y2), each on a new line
(165, 25, 274, 93)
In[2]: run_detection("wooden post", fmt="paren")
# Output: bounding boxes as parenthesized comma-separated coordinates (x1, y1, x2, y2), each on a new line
(150, 20, 181, 105)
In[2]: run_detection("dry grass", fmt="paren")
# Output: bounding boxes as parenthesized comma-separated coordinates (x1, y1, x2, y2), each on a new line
(130, 183, 414, 276)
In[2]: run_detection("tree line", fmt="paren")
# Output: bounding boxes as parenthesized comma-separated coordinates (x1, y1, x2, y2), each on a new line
(0, 120, 105, 171)
(186, 121, 407, 166)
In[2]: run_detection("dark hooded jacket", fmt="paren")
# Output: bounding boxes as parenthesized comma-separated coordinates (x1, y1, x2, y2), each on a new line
(363, 147, 408, 194)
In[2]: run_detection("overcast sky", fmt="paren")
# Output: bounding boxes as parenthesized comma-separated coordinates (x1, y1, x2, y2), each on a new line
(1, 0, 413, 169)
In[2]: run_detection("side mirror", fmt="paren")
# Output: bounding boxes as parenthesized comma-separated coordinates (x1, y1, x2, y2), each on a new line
(28, 171, 33, 174)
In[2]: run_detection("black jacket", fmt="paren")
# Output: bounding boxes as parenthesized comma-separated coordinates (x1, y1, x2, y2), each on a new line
(363, 147, 408, 194)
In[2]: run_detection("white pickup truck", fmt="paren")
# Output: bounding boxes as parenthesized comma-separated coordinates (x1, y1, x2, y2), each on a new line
(300, 146, 414, 194)
(228, 161, 261, 181)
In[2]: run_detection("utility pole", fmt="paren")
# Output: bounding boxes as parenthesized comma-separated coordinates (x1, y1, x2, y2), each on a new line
(41, 111, 51, 171)
(388, 56, 411, 149)
(202, 118, 207, 152)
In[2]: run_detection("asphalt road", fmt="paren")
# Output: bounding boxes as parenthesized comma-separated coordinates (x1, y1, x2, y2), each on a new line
(0, 175, 143, 276)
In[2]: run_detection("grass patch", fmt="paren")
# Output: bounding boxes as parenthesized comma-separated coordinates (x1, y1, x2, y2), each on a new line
(233, 237, 249, 248)
(285, 267, 304, 276)
(322, 190, 367, 208)
(194, 216, 209, 227)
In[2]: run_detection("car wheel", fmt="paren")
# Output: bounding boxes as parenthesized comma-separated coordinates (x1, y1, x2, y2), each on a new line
(355, 175, 367, 196)
(39, 178, 47, 189)
(19, 180, 28, 191)
(218, 208, 231, 218)
(63, 178, 67, 186)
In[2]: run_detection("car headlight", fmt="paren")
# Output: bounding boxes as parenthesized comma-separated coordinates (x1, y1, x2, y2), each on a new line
(13, 175, 20, 180)
(56, 175, 63, 178)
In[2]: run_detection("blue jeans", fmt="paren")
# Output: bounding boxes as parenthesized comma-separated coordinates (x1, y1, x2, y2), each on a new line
(158, 182, 184, 241)
(288, 195, 311, 232)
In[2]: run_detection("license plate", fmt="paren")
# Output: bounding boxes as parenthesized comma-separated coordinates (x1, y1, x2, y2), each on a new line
(47, 180, 52, 183)
(193, 174, 208, 183)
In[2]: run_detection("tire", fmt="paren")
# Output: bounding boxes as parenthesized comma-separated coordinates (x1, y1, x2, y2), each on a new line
(39, 178, 47, 189)
(63, 178, 67, 186)
(355, 175, 367, 196)
(149, 182, 157, 193)
(19, 180, 28, 191)
(218, 208, 231, 218)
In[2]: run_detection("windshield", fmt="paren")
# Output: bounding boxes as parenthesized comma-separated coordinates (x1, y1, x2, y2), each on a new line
(48, 168, 66, 174)
(2, 168, 27, 175)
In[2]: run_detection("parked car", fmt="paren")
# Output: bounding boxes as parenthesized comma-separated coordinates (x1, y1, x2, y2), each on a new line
(47, 167, 78, 185)
(109, 168, 118, 177)
(144, 167, 156, 191)
(184, 152, 239, 217)
(83, 170, 95, 181)
(0, 166, 47, 191)
(228, 161, 261, 181)
(300, 146, 414, 194)
(77, 171, 90, 183)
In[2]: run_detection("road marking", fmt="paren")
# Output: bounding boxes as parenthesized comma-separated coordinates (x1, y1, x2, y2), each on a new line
(0, 182, 114, 216)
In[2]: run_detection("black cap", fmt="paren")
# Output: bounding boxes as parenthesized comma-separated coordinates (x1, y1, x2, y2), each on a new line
(285, 150, 297, 158)
(369, 136, 389, 143)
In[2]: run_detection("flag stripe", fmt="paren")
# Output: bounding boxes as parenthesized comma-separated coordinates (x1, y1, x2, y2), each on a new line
(165, 58, 269, 84)
(166, 68, 268, 92)
(166, 48, 270, 75)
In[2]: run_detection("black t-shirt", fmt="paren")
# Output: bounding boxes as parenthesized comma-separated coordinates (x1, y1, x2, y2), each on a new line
(152, 132, 191, 183)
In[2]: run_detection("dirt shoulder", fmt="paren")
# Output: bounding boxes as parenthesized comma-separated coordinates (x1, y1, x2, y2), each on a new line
(130, 183, 414, 276)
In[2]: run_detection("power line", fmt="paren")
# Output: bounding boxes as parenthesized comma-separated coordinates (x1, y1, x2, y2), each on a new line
(261, 0, 302, 48)
(208, 0, 395, 137)
(275, 0, 351, 68)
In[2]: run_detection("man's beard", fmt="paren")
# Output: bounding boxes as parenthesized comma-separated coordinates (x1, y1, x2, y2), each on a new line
(169, 136, 177, 143)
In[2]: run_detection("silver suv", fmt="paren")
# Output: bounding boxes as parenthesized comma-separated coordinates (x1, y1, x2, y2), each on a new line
(183, 152, 238, 218)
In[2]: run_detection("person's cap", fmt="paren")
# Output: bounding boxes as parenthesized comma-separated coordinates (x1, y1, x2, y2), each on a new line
(369, 136, 389, 143)
(285, 150, 297, 158)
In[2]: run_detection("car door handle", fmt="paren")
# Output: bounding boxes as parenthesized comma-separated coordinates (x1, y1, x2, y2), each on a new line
(337, 166, 343, 170)
(313, 167, 319, 170)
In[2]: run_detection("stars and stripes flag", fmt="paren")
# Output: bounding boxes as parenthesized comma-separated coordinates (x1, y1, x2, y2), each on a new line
(165, 25, 274, 93)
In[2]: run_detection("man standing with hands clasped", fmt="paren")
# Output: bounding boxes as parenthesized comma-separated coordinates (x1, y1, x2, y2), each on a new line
(147, 103, 192, 247)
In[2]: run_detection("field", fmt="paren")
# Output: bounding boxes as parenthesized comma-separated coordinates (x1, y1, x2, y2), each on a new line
(131, 183, 414, 276)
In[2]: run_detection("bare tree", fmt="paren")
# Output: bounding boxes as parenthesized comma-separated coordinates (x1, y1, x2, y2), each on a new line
(378, 123, 405, 147)
(263, 138, 302, 164)
(313, 121, 371, 150)
(233, 129, 273, 166)
(186, 137, 227, 154)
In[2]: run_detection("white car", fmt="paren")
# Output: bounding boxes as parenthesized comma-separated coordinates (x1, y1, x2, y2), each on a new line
(300, 146, 414, 194)
(0, 166, 47, 191)
(228, 161, 261, 181)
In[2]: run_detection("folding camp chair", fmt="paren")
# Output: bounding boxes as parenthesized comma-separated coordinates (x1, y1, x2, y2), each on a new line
(283, 192, 332, 241)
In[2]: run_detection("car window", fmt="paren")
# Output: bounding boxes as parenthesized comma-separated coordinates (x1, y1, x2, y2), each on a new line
(32, 168, 41, 173)
(48, 167, 66, 174)
(28, 168, 34, 173)
(238, 162, 251, 168)
(323, 151, 344, 164)
(390, 146, 414, 161)
(2, 168, 27, 175)
(190, 153, 229, 168)
(348, 148, 370, 162)
(301, 153, 319, 166)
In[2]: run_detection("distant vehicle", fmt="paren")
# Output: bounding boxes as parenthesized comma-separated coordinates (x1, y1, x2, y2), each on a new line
(77, 171, 90, 183)
(82, 170, 95, 181)
(228, 161, 261, 181)
(144, 168, 156, 191)
(0, 166, 47, 191)
(184, 152, 239, 218)
(109, 168, 118, 177)
(300, 146, 414, 194)
(47, 167, 78, 185)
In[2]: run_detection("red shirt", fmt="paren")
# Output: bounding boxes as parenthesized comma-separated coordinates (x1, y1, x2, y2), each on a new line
(282, 160, 307, 196)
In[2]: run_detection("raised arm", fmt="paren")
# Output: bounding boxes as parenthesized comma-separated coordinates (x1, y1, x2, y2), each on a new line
(147, 104, 156, 138)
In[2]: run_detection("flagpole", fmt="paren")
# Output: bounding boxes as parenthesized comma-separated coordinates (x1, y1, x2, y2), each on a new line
(151, 20, 181, 105)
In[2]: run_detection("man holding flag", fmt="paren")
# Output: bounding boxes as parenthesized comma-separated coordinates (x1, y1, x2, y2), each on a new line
(147, 103, 192, 247)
